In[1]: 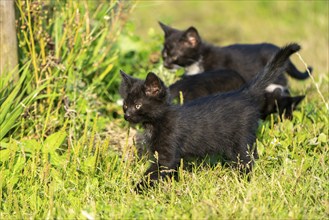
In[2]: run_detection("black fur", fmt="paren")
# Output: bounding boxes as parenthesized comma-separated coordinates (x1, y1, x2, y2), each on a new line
(120, 43, 301, 192)
(159, 22, 312, 83)
(169, 69, 304, 119)
(169, 69, 245, 103)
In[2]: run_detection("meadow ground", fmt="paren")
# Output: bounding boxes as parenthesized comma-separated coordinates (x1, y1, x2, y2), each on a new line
(0, 1, 328, 219)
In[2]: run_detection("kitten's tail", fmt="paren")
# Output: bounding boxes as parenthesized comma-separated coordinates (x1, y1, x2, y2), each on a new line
(286, 61, 312, 80)
(246, 43, 301, 98)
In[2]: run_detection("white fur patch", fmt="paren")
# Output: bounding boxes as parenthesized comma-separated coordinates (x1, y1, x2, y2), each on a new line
(265, 84, 287, 93)
(171, 64, 181, 71)
(185, 59, 204, 75)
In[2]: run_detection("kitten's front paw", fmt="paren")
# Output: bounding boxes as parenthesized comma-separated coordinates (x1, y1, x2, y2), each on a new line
(134, 179, 156, 194)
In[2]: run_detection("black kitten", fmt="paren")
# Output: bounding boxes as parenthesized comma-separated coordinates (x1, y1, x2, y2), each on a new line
(169, 69, 245, 103)
(169, 70, 305, 119)
(120, 43, 301, 191)
(159, 22, 312, 85)
(160, 22, 307, 119)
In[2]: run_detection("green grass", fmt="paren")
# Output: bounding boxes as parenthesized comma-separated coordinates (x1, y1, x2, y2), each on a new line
(0, 0, 328, 219)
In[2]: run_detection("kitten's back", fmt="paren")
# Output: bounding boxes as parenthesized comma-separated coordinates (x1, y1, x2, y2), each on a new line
(175, 92, 259, 159)
(169, 69, 245, 103)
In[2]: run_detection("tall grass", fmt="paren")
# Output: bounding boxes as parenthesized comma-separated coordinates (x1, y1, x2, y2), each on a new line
(1, 0, 134, 218)
(9, 0, 134, 139)
(0, 0, 328, 219)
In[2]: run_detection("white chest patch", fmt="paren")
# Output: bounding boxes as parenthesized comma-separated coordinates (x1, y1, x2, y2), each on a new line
(265, 84, 289, 94)
(185, 59, 204, 75)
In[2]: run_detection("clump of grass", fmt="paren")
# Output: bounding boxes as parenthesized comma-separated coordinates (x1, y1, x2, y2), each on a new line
(14, 0, 134, 138)
(1, 0, 134, 218)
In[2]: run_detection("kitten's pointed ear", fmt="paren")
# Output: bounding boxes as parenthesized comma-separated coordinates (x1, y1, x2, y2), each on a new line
(279, 95, 305, 111)
(119, 70, 133, 97)
(144, 72, 164, 97)
(182, 26, 200, 47)
(280, 95, 305, 120)
(291, 95, 305, 107)
(120, 70, 133, 85)
(158, 21, 176, 37)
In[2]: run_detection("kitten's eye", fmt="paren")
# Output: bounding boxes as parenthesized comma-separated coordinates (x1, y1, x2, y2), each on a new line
(135, 104, 142, 110)
(122, 101, 128, 110)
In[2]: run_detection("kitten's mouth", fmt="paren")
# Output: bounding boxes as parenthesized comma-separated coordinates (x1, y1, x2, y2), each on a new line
(124, 115, 140, 124)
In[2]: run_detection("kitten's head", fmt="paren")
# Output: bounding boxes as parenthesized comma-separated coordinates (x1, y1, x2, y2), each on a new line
(119, 70, 170, 124)
(263, 88, 305, 120)
(159, 21, 202, 70)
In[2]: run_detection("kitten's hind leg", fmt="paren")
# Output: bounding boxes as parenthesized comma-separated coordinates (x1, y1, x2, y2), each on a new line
(240, 143, 258, 173)
(226, 141, 258, 175)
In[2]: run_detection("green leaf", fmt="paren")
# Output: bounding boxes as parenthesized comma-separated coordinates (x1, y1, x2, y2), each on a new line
(43, 130, 67, 167)
(22, 139, 42, 153)
(0, 62, 30, 125)
(44, 130, 67, 152)
(0, 83, 47, 141)
(0, 149, 10, 163)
